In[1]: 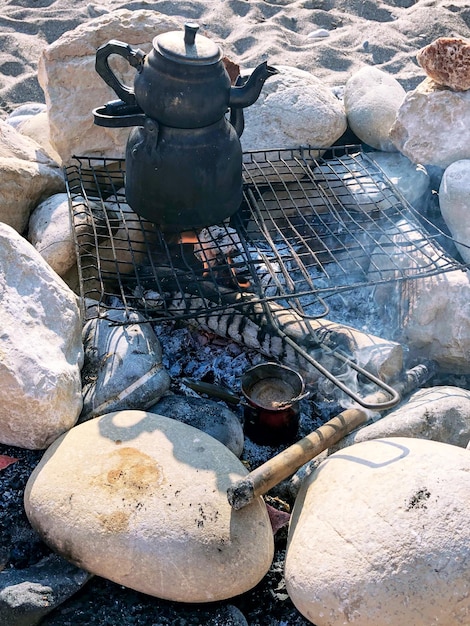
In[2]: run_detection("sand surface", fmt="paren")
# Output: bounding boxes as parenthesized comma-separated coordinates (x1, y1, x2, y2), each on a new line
(1, 0, 469, 117)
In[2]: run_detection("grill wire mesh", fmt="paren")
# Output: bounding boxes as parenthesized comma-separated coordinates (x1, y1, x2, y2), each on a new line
(65, 145, 468, 325)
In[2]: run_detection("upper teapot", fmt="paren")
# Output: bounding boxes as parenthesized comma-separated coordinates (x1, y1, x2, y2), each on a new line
(95, 22, 278, 129)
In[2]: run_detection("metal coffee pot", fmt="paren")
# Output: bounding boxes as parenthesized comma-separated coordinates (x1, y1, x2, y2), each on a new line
(93, 22, 278, 232)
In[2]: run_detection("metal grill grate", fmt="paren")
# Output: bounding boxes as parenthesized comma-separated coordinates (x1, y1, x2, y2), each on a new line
(65, 145, 467, 324)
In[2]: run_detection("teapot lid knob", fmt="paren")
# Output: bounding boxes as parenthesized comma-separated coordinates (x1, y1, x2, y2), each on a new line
(184, 23, 199, 46)
(154, 22, 222, 65)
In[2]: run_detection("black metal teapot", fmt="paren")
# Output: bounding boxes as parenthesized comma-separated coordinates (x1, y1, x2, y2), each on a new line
(93, 23, 277, 231)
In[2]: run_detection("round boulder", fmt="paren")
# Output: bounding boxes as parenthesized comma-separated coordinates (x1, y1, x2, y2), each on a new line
(439, 159, 470, 264)
(24, 411, 274, 603)
(240, 65, 347, 152)
(28, 193, 76, 276)
(285, 437, 470, 625)
(344, 66, 406, 151)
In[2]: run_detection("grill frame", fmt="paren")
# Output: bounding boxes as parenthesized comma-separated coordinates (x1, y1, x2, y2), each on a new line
(65, 144, 467, 325)
(66, 144, 469, 409)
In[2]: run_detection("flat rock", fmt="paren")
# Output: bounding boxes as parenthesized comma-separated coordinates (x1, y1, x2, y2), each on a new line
(417, 37, 470, 91)
(366, 150, 430, 209)
(344, 66, 406, 152)
(0, 223, 83, 449)
(438, 159, 470, 263)
(240, 65, 346, 152)
(24, 411, 274, 603)
(285, 437, 470, 625)
(332, 386, 470, 451)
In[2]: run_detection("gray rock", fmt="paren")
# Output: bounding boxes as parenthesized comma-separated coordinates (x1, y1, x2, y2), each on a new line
(332, 386, 470, 451)
(438, 159, 470, 264)
(390, 78, 470, 168)
(81, 308, 171, 420)
(286, 437, 470, 625)
(204, 604, 248, 625)
(241, 65, 347, 152)
(366, 150, 431, 209)
(0, 223, 83, 449)
(0, 554, 91, 626)
(149, 395, 244, 457)
(344, 66, 406, 152)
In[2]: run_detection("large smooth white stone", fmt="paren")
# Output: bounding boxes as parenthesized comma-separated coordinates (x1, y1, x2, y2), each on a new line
(0, 223, 83, 449)
(37, 10, 181, 164)
(0, 121, 64, 233)
(285, 437, 470, 626)
(439, 159, 470, 263)
(28, 193, 76, 276)
(241, 65, 347, 152)
(344, 66, 406, 152)
(24, 411, 274, 603)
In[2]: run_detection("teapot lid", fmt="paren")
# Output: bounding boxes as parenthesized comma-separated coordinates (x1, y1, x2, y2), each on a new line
(154, 23, 222, 65)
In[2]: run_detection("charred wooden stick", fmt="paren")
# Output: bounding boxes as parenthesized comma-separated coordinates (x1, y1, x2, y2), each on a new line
(227, 362, 436, 510)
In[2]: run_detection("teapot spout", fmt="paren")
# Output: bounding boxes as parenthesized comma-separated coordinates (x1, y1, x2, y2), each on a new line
(229, 61, 278, 109)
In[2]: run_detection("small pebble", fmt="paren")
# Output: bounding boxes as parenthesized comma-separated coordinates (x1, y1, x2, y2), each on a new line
(307, 28, 330, 39)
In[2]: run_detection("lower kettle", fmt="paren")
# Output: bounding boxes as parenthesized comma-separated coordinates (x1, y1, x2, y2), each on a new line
(125, 116, 243, 232)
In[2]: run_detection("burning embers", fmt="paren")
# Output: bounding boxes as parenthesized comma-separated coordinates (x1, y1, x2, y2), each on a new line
(177, 226, 251, 290)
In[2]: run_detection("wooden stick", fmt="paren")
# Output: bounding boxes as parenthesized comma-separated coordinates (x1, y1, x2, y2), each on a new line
(228, 402, 373, 510)
(227, 362, 436, 510)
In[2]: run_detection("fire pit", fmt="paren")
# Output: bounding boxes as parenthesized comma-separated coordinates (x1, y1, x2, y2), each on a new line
(65, 145, 466, 408)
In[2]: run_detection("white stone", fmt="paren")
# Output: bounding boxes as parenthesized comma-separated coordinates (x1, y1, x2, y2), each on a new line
(333, 386, 470, 451)
(367, 150, 430, 208)
(0, 223, 83, 449)
(390, 78, 470, 168)
(344, 66, 406, 152)
(370, 221, 470, 373)
(306, 29, 330, 39)
(28, 193, 76, 276)
(240, 65, 347, 152)
(311, 150, 430, 213)
(438, 159, 470, 263)
(8, 103, 47, 119)
(0, 120, 64, 233)
(24, 410, 274, 602)
(285, 437, 470, 626)
(14, 110, 62, 163)
(37, 9, 181, 164)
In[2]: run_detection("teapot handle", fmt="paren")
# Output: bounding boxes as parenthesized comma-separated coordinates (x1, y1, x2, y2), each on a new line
(229, 107, 245, 138)
(95, 40, 146, 105)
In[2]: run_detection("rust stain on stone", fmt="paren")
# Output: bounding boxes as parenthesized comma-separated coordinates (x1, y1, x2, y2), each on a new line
(91, 447, 164, 532)
(98, 510, 130, 533)
(93, 446, 164, 500)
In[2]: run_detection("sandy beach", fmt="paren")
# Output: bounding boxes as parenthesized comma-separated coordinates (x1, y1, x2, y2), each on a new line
(1, 0, 469, 119)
